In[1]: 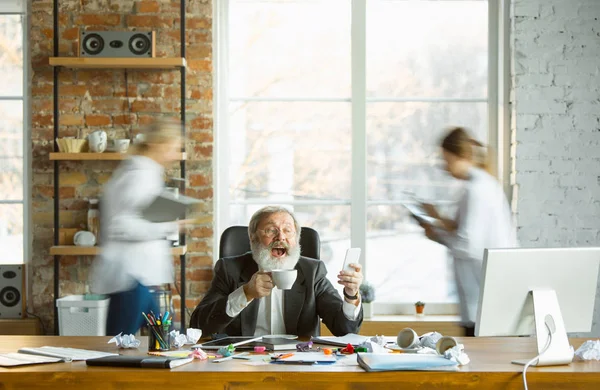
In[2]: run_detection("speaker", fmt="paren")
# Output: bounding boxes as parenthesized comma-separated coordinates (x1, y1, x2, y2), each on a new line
(0, 265, 25, 319)
(79, 30, 155, 58)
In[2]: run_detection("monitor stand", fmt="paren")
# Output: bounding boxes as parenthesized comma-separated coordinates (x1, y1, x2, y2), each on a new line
(512, 290, 574, 366)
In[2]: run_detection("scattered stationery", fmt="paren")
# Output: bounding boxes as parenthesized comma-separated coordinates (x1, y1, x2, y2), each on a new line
(86, 355, 193, 369)
(17, 346, 119, 362)
(148, 350, 194, 358)
(271, 352, 337, 365)
(142, 311, 171, 351)
(310, 333, 369, 347)
(0, 353, 64, 367)
(356, 353, 458, 372)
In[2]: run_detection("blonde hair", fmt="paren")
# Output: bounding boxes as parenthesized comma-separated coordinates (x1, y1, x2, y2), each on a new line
(131, 118, 182, 155)
(441, 127, 494, 175)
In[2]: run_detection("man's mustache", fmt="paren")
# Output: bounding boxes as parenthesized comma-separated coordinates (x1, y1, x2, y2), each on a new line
(269, 241, 289, 250)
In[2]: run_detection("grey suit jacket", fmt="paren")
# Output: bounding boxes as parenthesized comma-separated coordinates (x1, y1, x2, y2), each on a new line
(190, 252, 363, 337)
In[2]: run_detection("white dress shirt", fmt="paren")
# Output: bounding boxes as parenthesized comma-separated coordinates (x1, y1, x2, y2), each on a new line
(435, 167, 517, 325)
(226, 285, 361, 336)
(90, 156, 177, 294)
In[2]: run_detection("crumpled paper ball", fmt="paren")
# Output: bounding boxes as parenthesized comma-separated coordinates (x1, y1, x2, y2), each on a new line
(108, 333, 141, 349)
(443, 344, 470, 365)
(358, 340, 388, 353)
(420, 332, 443, 350)
(575, 340, 600, 361)
(169, 328, 203, 348)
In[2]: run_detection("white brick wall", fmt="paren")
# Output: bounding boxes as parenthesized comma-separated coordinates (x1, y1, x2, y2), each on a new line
(512, 0, 600, 336)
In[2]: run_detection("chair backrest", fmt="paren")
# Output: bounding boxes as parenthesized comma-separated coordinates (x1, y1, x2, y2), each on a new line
(219, 225, 320, 260)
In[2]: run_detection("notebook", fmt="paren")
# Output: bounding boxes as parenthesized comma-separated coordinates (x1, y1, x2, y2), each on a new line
(86, 355, 194, 369)
(310, 333, 369, 347)
(18, 347, 119, 362)
(0, 353, 64, 367)
(357, 353, 458, 372)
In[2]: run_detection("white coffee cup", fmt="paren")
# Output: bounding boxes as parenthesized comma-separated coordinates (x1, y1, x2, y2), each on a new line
(74, 231, 96, 247)
(88, 130, 107, 153)
(109, 138, 130, 153)
(435, 336, 458, 355)
(397, 327, 420, 349)
(270, 269, 297, 290)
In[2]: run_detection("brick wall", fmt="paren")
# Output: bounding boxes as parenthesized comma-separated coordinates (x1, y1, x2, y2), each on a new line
(30, 0, 213, 333)
(511, 0, 600, 335)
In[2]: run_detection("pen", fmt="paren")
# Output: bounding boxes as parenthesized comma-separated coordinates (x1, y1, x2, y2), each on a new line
(162, 311, 169, 322)
(277, 353, 294, 359)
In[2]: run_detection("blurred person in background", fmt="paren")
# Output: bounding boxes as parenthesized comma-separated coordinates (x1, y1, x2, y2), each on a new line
(90, 119, 190, 335)
(420, 127, 517, 336)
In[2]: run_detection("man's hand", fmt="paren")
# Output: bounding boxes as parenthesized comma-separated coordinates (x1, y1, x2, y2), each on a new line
(243, 272, 274, 302)
(421, 203, 440, 219)
(338, 263, 363, 305)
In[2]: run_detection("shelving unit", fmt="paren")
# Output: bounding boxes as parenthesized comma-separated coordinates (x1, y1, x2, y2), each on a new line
(49, 57, 186, 69)
(50, 0, 188, 333)
(49, 246, 187, 256)
(49, 152, 187, 161)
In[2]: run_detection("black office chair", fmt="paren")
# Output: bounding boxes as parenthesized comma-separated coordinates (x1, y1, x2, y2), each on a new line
(219, 225, 320, 260)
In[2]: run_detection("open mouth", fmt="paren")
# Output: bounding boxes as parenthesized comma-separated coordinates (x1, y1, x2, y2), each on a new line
(271, 247, 287, 258)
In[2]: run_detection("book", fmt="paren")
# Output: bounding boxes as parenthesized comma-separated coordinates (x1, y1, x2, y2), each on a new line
(310, 333, 369, 347)
(246, 337, 298, 351)
(141, 191, 202, 223)
(86, 355, 194, 369)
(357, 353, 458, 372)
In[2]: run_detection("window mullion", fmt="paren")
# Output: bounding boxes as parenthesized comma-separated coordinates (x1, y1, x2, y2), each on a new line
(351, 0, 367, 280)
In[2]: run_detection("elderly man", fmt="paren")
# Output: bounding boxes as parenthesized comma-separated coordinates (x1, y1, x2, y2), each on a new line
(190, 206, 363, 337)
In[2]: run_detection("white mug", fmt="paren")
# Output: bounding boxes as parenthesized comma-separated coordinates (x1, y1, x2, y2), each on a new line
(270, 269, 297, 290)
(435, 336, 458, 355)
(109, 138, 130, 153)
(397, 327, 420, 349)
(88, 130, 107, 153)
(74, 231, 96, 247)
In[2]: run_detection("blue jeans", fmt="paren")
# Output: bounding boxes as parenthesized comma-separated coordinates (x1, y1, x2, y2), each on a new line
(106, 283, 158, 336)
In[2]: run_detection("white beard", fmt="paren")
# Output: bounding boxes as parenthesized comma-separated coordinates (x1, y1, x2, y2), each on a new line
(251, 241, 301, 271)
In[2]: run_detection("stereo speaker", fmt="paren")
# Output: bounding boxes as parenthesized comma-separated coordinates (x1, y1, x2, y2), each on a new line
(0, 265, 25, 319)
(79, 30, 155, 58)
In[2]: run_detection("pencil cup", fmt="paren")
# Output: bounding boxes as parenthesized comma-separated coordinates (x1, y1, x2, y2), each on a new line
(148, 326, 170, 352)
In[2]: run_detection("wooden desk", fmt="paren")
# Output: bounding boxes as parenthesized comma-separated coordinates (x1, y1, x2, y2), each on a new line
(0, 336, 598, 389)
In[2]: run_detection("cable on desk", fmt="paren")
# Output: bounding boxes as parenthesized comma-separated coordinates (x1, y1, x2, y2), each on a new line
(522, 322, 553, 390)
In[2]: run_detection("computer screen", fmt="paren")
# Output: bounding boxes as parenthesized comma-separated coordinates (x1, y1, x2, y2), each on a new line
(476, 247, 600, 337)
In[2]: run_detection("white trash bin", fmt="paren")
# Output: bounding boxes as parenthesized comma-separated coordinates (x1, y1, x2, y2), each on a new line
(56, 295, 110, 336)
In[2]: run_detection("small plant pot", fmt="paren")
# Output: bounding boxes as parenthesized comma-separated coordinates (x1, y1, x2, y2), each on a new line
(415, 305, 425, 315)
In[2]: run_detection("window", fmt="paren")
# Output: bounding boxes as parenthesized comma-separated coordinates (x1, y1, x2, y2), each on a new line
(215, 0, 501, 314)
(0, 1, 28, 264)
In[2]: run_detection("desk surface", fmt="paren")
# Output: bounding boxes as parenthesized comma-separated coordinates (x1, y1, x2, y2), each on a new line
(0, 336, 598, 389)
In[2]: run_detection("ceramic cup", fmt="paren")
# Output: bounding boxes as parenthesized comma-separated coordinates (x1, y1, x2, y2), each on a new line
(74, 231, 96, 247)
(270, 269, 297, 290)
(88, 130, 107, 153)
(397, 327, 420, 349)
(109, 138, 130, 153)
(435, 336, 458, 355)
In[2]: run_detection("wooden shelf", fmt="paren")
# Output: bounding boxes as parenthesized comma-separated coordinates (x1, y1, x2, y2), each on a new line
(49, 152, 187, 161)
(50, 245, 187, 256)
(49, 57, 186, 69)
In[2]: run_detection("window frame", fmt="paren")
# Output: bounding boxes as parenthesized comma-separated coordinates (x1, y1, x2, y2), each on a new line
(0, 1, 29, 265)
(213, 0, 510, 315)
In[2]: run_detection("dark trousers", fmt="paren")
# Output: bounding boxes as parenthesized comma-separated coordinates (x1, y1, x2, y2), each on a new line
(106, 283, 158, 335)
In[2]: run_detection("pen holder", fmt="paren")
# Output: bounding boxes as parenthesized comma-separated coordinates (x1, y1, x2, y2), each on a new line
(148, 325, 170, 352)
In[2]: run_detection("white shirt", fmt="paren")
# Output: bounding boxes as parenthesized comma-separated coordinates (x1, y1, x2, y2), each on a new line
(435, 167, 517, 325)
(90, 156, 178, 294)
(225, 285, 361, 336)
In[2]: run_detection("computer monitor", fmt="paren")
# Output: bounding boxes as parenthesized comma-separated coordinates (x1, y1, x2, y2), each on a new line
(475, 247, 600, 366)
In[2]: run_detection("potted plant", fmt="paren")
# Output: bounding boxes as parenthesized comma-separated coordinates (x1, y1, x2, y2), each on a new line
(415, 301, 425, 315)
(359, 282, 376, 319)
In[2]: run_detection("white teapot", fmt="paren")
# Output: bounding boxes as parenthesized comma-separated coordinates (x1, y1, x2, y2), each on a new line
(88, 130, 107, 153)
